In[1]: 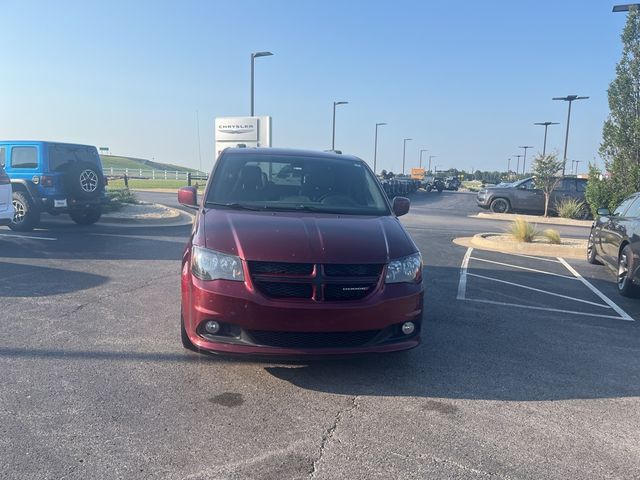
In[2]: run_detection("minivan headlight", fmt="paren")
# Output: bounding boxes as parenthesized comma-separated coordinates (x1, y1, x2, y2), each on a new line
(385, 252, 422, 284)
(191, 246, 244, 281)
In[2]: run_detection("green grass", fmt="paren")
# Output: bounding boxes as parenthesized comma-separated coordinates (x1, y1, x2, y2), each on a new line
(100, 154, 199, 173)
(107, 178, 204, 190)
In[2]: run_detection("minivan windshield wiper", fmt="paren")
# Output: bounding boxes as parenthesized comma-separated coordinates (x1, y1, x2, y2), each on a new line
(204, 201, 265, 211)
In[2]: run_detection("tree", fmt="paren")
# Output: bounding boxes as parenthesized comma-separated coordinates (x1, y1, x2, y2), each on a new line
(532, 153, 563, 217)
(595, 6, 640, 209)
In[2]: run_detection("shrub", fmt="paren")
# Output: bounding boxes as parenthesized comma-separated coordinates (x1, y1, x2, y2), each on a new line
(555, 197, 588, 219)
(104, 188, 138, 212)
(508, 217, 540, 243)
(542, 229, 562, 244)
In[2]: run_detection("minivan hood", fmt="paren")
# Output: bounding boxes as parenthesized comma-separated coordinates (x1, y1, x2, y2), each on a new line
(196, 210, 416, 263)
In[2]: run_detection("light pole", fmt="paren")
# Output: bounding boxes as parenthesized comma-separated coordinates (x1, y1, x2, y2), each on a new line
(507, 157, 512, 180)
(613, 4, 640, 12)
(519, 145, 534, 175)
(419, 149, 428, 168)
(534, 122, 559, 156)
(574, 159, 583, 175)
(373, 122, 387, 174)
(332, 101, 348, 150)
(514, 155, 523, 178)
(402, 138, 412, 175)
(250, 51, 273, 116)
(428, 155, 437, 173)
(553, 95, 589, 175)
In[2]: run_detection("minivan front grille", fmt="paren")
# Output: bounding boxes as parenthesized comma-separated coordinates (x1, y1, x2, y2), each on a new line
(248, 262, 383, 302)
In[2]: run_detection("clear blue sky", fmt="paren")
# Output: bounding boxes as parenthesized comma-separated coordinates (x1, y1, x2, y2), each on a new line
(0, 0, 627, 174)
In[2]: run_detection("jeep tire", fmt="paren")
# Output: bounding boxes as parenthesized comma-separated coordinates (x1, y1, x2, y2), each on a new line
(69, 205, 102, 225)
(9, 191, 40, 232)
(65, 162, 104, 199)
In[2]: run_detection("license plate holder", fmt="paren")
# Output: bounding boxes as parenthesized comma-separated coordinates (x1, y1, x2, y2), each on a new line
(54, 199, 68, 208)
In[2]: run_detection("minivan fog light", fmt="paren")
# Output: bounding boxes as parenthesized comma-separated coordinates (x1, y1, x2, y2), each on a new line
(401, 322, 415, 335)
(204, 320, 221, 334)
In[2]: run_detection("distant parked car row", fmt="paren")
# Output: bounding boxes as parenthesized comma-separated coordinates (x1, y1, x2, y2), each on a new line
(380, 177, 421, 197)
(476, 176, 589, 217)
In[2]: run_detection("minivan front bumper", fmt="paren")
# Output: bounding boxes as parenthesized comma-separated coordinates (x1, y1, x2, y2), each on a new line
(181, 265, 424, 356)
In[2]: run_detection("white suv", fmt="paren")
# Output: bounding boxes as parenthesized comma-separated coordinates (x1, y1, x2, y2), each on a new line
(0, 163, 13, 227)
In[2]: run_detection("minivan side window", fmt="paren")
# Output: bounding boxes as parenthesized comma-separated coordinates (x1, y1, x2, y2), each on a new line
(10, 147, 38, 169)
(0, 147, 5, 167)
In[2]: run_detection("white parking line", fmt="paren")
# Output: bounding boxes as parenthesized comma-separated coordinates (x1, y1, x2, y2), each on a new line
(456, 247, 473, 300)
(558, 258, 634, 321)
(486, 251, 562, 264)
(0, 232, 56, 241)
(466, 298, 633, 321)
(466, 272, 612, 308)
(470, 256, 577, 280)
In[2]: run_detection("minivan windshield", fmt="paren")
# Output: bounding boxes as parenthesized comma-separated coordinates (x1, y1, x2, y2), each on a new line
(206, 153, 390, 216)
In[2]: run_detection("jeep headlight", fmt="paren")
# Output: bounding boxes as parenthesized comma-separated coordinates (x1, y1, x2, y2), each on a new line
(385, 252, 422, 284)
(191, 246, 244, 281)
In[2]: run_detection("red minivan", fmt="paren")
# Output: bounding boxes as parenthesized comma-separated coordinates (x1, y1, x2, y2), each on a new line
(178, 148, 424, 356)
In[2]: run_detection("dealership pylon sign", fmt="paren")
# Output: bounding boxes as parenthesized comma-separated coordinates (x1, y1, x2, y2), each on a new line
(214, 116, 272, 158)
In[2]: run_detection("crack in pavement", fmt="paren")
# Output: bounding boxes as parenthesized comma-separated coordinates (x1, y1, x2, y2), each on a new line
(309, 395, 360, 478)
(387, 449, 512, 479)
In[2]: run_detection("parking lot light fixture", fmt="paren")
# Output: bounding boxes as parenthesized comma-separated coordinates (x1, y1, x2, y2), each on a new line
(419, 149, 428, 168)
(250, 51, 273, 116)
(613, 4, 640, 12)
(534, 122, 559, 156)
(428, 155, 437, 173)
(519, 146, 534, 175)
(373, 122, 387, 173)
(514, 155, 524, 177)
(553, 95, 589, 175)
(402, 138, 412, 175)
(332, 101, 349, 151)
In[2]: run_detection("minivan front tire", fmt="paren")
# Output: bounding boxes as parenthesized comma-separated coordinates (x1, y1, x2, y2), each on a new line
(9, 191, 40, 232)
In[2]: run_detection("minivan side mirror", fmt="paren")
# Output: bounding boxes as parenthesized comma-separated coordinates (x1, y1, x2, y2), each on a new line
(392, 196, 410, 217)
(597, 207, 610, 217)
(178, 186, 198, 208)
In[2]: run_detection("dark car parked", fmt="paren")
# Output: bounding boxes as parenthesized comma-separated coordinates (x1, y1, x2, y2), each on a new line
(477, 176, 588, 216)
(587, 193, 640, 297)
(178, 148, 424, 356)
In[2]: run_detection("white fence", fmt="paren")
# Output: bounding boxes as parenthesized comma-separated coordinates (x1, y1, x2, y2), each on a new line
(104, 167, 208, 181)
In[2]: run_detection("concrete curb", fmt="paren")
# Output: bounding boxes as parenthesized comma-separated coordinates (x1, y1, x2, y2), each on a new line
(100, 205, 193, 227)
(472, 212, 592, 228)
(453, 233, 588, 260)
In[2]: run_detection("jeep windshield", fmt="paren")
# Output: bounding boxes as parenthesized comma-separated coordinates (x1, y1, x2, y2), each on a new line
(206, 153, 390, 216)
(48, 144, 101, 172)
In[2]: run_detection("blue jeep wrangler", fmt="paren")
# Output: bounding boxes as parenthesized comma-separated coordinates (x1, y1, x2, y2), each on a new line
(0, 141, 106, 231)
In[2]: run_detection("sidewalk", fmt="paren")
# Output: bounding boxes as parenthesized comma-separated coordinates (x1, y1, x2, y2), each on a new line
(472, 212, 592, 227)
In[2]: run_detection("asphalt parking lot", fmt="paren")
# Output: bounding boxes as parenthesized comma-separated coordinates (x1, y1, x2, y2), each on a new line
(1, 191, 639, 480)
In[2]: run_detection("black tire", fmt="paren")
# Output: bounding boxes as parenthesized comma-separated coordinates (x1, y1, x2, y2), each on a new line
(436, 187, 443, 193)
(181, 314, 199, 352)
(69, 205, 102, 225)
(9, 191, 40, 232)
(587, 231, 602, 265)
(490, 198, 510, 214)
(617, 245, 640, 297)
(64, 162, 104, 199)
(426, 185, 433, 192)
